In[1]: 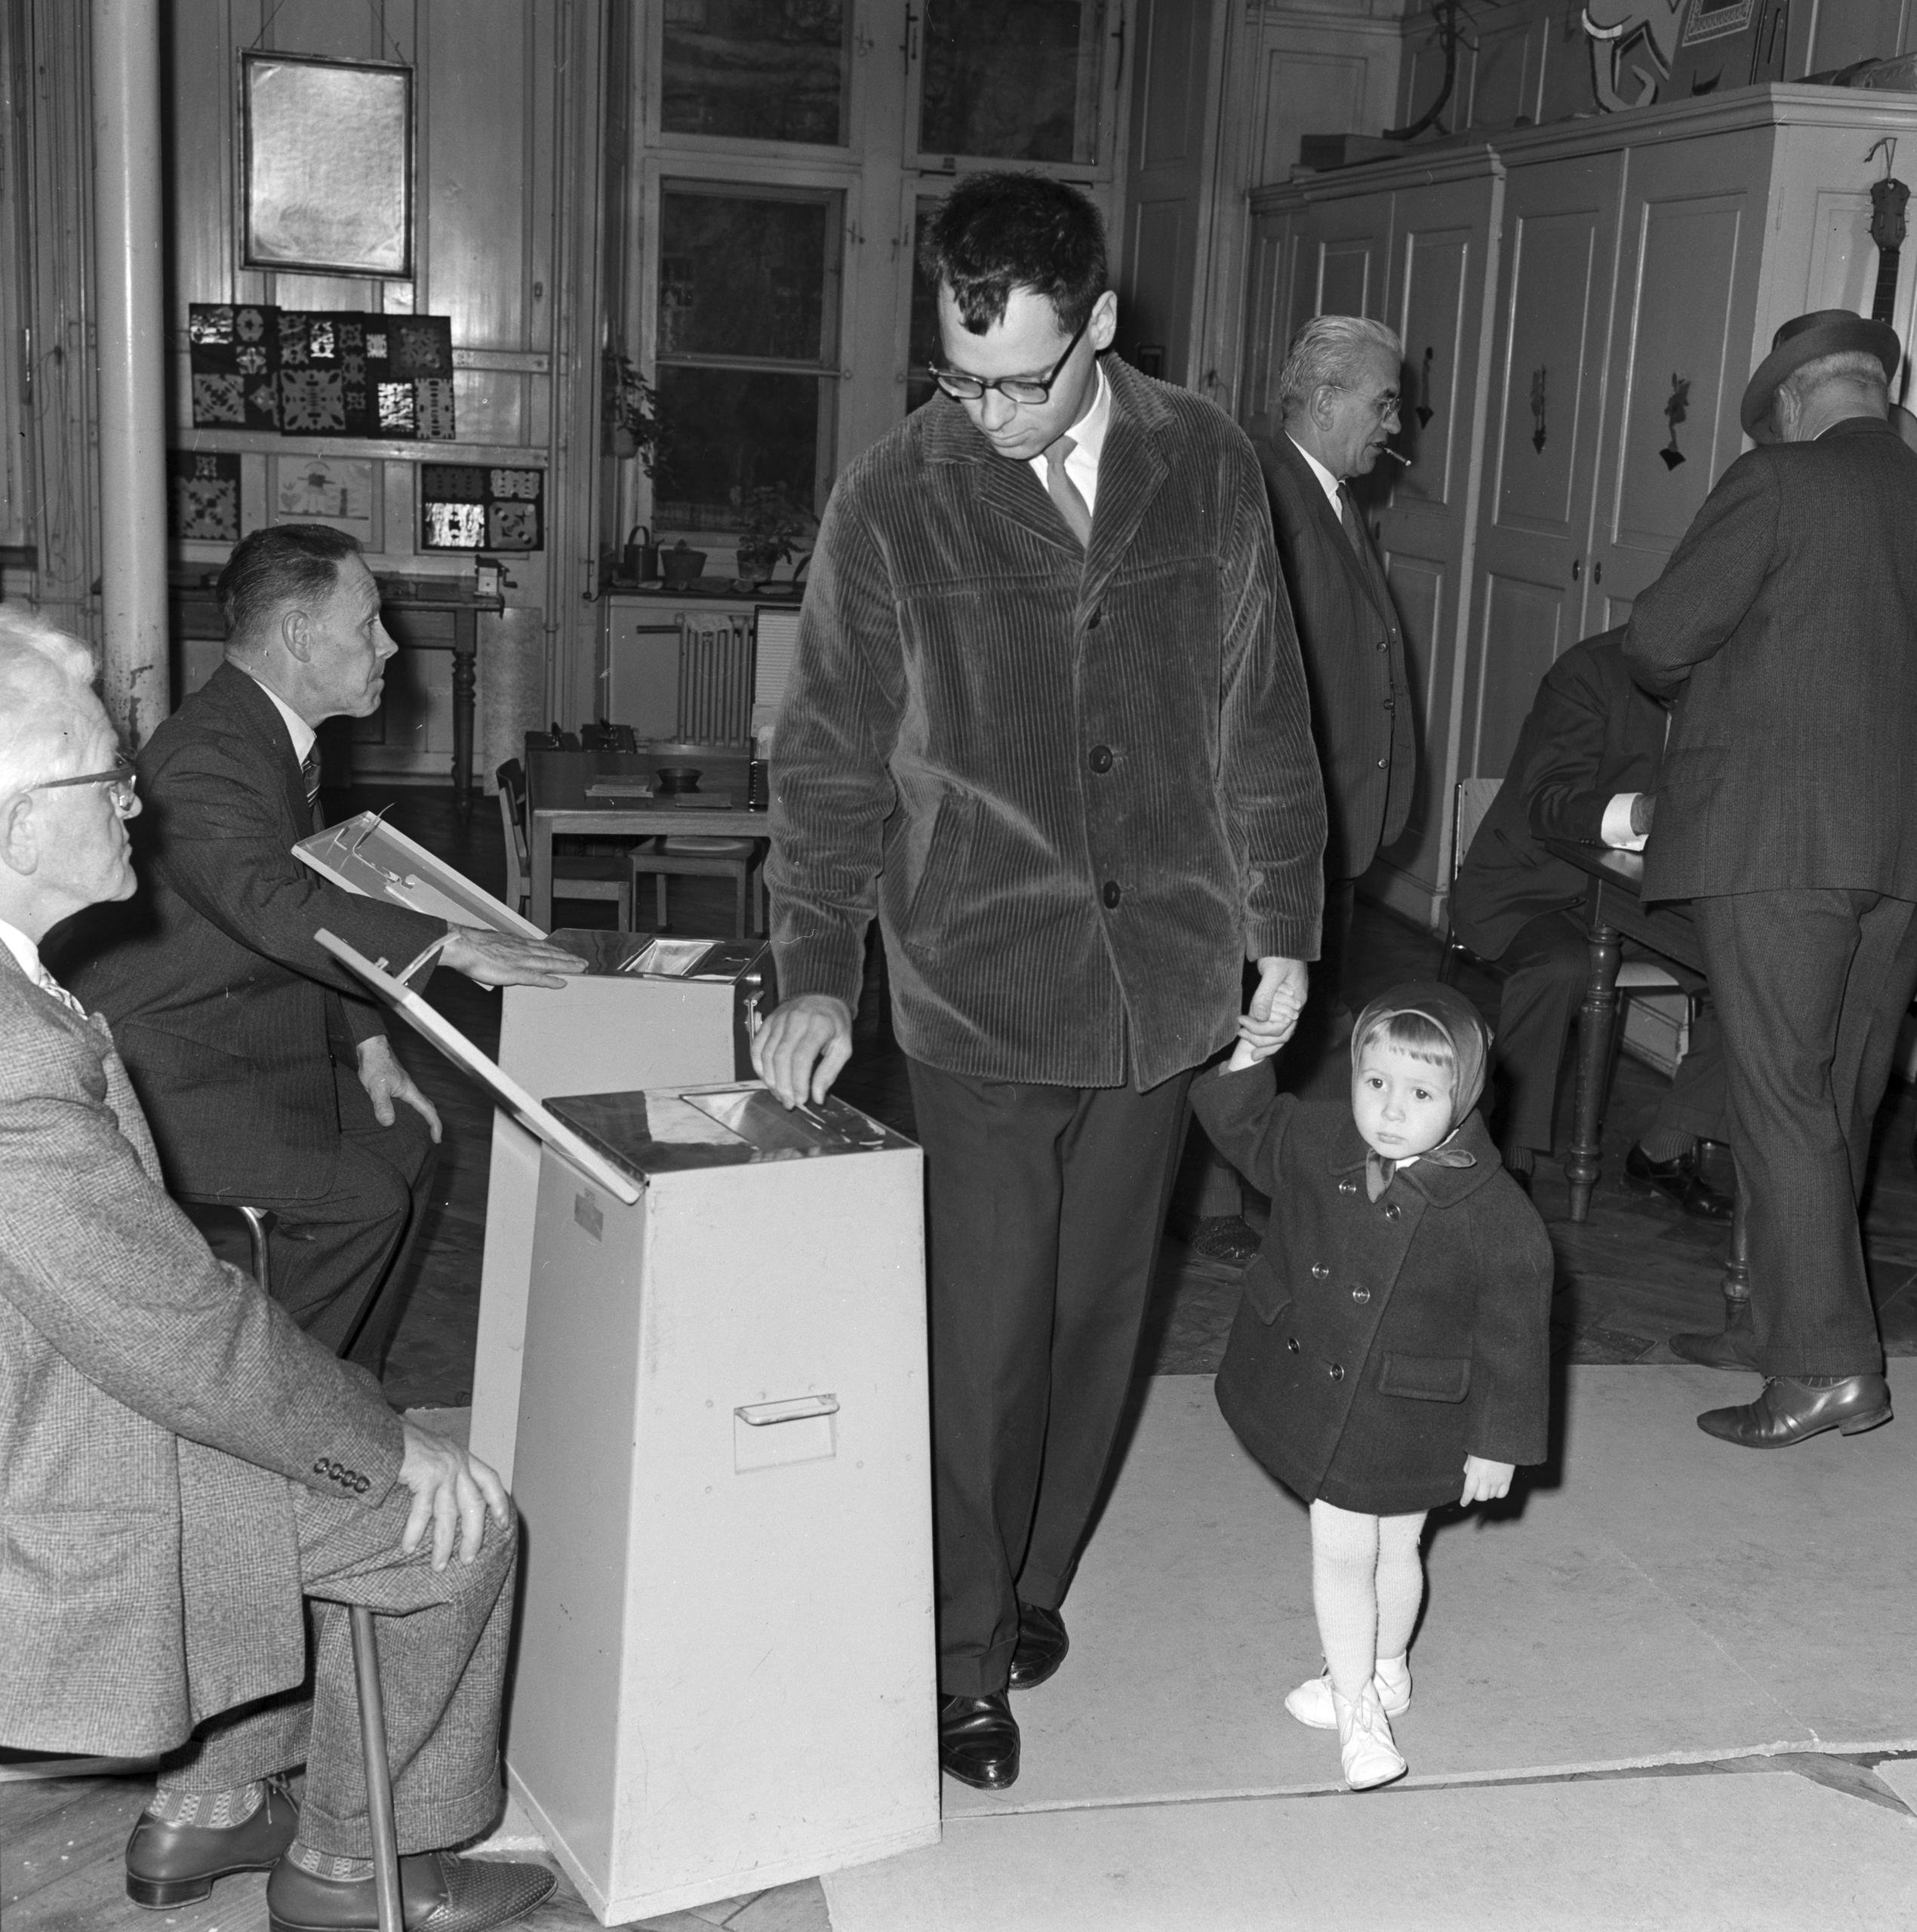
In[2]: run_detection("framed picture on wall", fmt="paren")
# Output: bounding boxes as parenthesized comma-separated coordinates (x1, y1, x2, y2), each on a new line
(241, 51, 414, 278)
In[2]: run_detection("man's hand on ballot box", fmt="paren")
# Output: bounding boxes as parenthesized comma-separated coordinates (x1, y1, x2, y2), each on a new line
(398, 1421, 511, 1572)
(753, 993, 854, 1109)
(439, 928, 587, 989)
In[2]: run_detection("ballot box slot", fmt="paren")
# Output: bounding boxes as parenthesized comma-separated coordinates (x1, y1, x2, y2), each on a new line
(734, 1395, 839, 1472)
(549, 928, 769, 984)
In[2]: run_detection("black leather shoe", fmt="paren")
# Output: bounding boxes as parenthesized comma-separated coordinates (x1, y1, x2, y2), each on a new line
(1626, 1143, 1733, 1222)
(1670, 1302, 1758, 1371)
(938, 1692, 1020, 1790)
(1189, 1216, 1261, 1266)
(1697, 1374, 1892, 1448)
(126, 1780, 298, 1907)
(1008, 1601, 1069, 1691)
(266, 1849, 557, 1932)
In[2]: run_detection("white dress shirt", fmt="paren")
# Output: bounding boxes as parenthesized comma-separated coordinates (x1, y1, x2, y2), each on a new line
(244, 671, 318, 766)
(1288, 433, 1346, 517)
(1029, 361, 1113, 521)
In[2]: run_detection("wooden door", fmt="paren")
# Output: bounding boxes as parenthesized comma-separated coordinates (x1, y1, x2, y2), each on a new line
(1464, 148, 1623, 786)
(1588, 127, 1772, 631)
(1371, 163, 1502, 918)
(1289, 191, 1394, 343)
(1239, 198, 1299, 435)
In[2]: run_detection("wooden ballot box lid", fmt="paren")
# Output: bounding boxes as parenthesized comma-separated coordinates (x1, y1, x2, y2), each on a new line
(546, 1084, 912, 1183)
(546, 928, 771, 986)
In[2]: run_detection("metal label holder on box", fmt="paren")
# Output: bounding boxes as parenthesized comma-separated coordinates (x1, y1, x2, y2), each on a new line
(298, 813, 544, 942)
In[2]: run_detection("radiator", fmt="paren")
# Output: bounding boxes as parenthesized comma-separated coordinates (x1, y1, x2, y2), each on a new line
(675, 616, 754, 746)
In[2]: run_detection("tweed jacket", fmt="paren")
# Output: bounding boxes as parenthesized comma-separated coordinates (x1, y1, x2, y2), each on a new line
(768, 356, 1327, 1093)
(0, 949, 403, 1757)
(57, 663, 446, 1201)
(1251, 426, 1415, 882)
(1623, 415, 1917, 903)
(1452, 631, 1671, 961)
(1194, 1062, 1553, 1516)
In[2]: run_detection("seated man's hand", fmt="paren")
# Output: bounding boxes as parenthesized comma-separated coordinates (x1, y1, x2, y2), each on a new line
(357, 1035, 442, 1142)
(1460, 1454, 1514, 1506)
(439, 928, 586, 989)
(398, 1422, 510, 1571)
(751, 992, 853, 1108)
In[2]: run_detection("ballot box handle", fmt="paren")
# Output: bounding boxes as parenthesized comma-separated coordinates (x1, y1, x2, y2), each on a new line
(735, 1395, 841, 1427)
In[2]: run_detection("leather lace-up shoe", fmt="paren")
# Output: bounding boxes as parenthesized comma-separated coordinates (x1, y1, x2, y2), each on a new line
(938, 1691, 1020, 1790)
(1189, 1216, 1261, 1266)
(1008, 1601, 1069, 1691)
(126, 1779, 298, 1908)
(1625, 1143, 1733, 1222)
(265, 1848, 557, 1932)
(1333, 1683, 1407, 1792)
(1697, 1374, 1892, 1448)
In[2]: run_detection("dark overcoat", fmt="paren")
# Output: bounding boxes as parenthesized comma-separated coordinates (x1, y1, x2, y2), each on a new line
(768, 357, 1327, 1093)
(1194, 1062, 1554, 1515)
(57, 663, 446, 1201)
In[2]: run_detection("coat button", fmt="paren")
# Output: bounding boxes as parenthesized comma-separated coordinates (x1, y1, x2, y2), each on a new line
(1377, 757, 1389, 768)
(1088, 744, 1113, 774)
(1311, 1263, 1329, 1278)
(1286, 1337, 1300, 1355)
(1351, 1287, 1371, 1304)
(1383, 1201, 1401, 1220)
(312, 1459, 327, 1475)
(1102, 880, 1122, 909)
(1328, 1363, 1345, 1382)
(1338, 1178, 1358, 1195)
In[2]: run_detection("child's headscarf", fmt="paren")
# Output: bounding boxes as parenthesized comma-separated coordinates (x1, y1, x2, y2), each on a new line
(1349, 983, 1493, 1198)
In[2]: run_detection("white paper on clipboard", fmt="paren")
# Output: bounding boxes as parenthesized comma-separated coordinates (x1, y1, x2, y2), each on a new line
(297, 814, 544, 938)
(315, 928, 642, 1205)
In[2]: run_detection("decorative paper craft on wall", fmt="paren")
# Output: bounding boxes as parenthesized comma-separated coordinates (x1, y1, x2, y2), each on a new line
(420, 463, 544, 552)
(189, 306, 454, 441)
(242, 52, 414, 278)
(168, 451, 242, 543)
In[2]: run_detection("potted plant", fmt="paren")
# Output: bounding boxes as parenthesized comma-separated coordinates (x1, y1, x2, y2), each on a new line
(732, 484, 817, 588)
(603, 351, 661, 472)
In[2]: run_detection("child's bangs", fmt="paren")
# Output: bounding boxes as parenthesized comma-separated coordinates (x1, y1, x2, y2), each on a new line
(1360, 1010, 1457, 1075)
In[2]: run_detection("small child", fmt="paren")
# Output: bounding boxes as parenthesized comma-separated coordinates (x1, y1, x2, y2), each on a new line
(1191, 980, 1552, 1791)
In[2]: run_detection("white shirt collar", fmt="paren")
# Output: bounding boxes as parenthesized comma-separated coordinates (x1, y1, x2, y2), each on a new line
(0, 915, 44, 986)
(242, 668, 318, 764)
(1288, 432, 1346, 517)
(1027, 359, 1113, 518)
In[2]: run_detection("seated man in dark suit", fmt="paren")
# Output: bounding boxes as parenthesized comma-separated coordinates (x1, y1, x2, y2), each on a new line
(1451, 627, 1731, 1215)
(58, 524, 580, 1373)
(0, 610, 553, 1932)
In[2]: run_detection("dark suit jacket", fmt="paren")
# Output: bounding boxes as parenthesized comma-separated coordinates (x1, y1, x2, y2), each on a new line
(57, 663, 445, 1200)
(768, 356, 1327, 1093)
(1251, 426, 1415, 881)
(1624, 414, 1917, 902)
(1451, 631, 1666, 961)
(0, 948, 401, 1757)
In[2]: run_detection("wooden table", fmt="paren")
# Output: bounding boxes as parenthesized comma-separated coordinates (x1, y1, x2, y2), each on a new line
(1542, 836, 1747, 1303)
(526, 748, 767, 932)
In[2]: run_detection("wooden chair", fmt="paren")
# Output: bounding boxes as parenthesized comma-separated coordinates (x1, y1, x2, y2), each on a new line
(1438, 777, 1506, 984)
(497, 758, 633, 931)
(620, 740, 764, 937)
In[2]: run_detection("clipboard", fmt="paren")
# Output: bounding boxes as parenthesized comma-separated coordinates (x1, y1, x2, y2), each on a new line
(315, 928, 642, 1204)
(297, 813, 543, 937)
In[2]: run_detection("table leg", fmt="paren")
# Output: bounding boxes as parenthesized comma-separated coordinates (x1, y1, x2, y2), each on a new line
(1565, 915, 1622, 1224)
(451, 631, 476, 823)
(531, 814, 554, 933)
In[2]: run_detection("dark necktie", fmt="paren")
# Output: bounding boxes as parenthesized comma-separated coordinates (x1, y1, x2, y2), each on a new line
(1338, 483, 1367, 554)
(299, 746, 322, 826)
(1043, 433, 1094, 548)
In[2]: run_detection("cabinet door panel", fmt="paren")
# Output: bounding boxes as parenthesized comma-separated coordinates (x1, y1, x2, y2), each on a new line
(1474, 572, 1566, 782)
(1377, 551, 1448, 886)
(1240, 208, 1296, 429)
(1393, 225, 1472, 509)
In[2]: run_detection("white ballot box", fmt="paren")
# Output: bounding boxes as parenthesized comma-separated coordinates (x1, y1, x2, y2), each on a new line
(470, 930, 774, 1481)
(508, 1084, 938, 1922)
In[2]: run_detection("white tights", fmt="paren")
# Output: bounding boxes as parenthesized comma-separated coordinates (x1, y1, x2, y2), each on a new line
(1309, 1498, 1428, 1700)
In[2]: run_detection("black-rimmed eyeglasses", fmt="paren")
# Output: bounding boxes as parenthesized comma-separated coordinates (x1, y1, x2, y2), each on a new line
(22, 759, 139, 811)
(928, 310, 1091, 405)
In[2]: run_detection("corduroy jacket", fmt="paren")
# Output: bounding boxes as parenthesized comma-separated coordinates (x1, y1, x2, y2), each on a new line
(1194, 1060, 1553, 1516)
(768, 357, 1327, 1091)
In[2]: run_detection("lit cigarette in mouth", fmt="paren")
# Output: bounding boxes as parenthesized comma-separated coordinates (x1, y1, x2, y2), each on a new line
(1379, 447, 1411, 466)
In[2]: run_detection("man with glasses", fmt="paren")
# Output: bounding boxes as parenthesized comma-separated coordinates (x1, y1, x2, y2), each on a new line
(755, 172, 1325, 1790)
(0, 608, 555, 1932)
(57, 523, 580, 1374)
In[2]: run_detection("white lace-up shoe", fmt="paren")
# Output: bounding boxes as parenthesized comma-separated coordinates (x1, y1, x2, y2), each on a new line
(1284, 1655, 1411, 1730)
(1333, 1682, 1408, 1791)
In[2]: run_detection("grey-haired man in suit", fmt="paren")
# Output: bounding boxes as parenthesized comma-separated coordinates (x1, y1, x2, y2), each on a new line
(0, 610, 555, 1932)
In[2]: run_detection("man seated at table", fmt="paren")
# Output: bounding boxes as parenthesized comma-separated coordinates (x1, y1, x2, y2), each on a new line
(57, 524, 581, 1374)
(0, 608, 555, 1932)
(1452, 626, 1732, 1217)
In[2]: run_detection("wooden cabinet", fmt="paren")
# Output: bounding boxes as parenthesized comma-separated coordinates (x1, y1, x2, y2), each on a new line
(1245, 85, 1917, 931)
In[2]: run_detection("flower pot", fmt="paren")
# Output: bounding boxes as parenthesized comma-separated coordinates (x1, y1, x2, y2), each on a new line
(660, 543, 707, 586)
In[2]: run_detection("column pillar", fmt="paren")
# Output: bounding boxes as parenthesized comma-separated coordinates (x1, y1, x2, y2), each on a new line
(90, 0, 170, 746)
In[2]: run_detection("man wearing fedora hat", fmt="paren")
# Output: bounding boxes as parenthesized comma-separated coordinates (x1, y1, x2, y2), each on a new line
(1625, 309, 1917, 1449)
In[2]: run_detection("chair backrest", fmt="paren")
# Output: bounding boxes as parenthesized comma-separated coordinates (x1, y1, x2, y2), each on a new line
(495, 758, 529, 909)
(1452, 777, 1503, 883)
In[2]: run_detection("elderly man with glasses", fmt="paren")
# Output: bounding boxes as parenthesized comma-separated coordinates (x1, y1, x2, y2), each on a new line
(0, 608, 556, 1932)
(755, 171, 1325, 1790)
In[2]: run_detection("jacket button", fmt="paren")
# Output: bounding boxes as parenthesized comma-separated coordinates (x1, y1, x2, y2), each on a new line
(312, 1459, 326, 1475)
(355, 1474, 370, 1494)
(1328, 1363, 1345, 1382)
(1351, 1287, 1371, 1304)
(1383, 1201, 1402, 1220)
(1286, 1337, 1300, 1355)
(1338, 1179, 1358, 1195)
(1102, 880, 1122, 909)
(1377, 757, 1389, 768)
(1311, 1263, 1329, 1278)
(1088, 744, 1113, 774)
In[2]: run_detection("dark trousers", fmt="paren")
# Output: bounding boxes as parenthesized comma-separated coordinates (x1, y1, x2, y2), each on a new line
(1492, 907, 1727, 1156)
(254, 1061, 437, 1375)
(1694, 889, 1917, 1377)
(906, 1057, 1192, 1697)
(158, 1481, 517, 1860)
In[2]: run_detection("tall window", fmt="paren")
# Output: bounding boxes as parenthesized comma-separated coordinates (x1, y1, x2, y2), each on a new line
(651, 183, 842, 529)
(916, 1, 1106, 165)
(661, 0, 848, 146)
